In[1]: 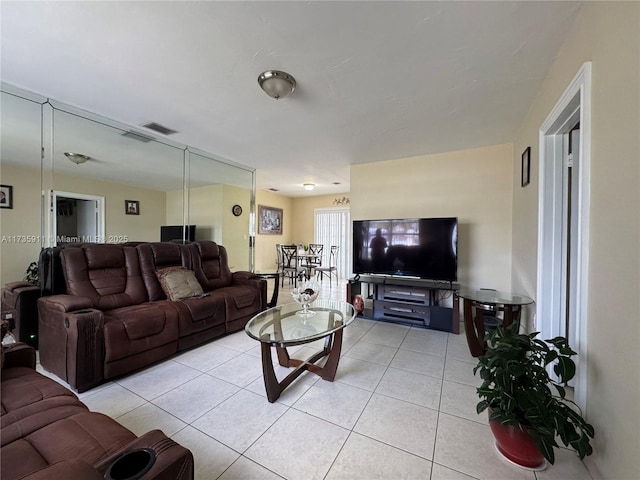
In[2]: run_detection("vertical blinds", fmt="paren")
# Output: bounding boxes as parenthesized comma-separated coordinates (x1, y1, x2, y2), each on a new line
(314, 207, 351, 278)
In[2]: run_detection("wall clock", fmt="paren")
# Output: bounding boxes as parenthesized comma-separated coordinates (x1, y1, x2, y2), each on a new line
(232, 204, 243, 217)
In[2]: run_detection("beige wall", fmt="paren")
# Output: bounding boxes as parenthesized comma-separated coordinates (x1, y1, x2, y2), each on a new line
(511, 3, 639, 479)
(254, 190, 293, 272)
(290, 193, 348, 244)
(351, 143, 514, 291)
(0, 164, 43, 284)
(0, 164, 166, 285)
(221, 185, 251, 271)
(52, 171, 167, 244)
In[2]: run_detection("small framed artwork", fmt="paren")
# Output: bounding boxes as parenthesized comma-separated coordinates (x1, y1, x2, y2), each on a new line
(125, 200, 140, 215)
(0, 185, 13, 209)
(258, 205, 283, 235)
(521, 146, 531, 187)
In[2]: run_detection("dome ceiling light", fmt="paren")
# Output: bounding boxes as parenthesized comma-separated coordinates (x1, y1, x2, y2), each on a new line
(303, 183, 315, 191)
(258, 70, 296, 99)
(64, 152, 91, 165)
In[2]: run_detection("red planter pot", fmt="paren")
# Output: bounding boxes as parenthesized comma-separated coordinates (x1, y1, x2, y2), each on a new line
(489, 417, 546, 470)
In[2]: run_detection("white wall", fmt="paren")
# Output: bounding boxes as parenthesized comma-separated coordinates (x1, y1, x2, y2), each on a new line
(511, 3, 639, 478)
(351, 143, 514, 291)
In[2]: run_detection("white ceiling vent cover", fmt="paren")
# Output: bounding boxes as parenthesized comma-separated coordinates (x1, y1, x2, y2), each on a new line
(141, 122, 178, 135)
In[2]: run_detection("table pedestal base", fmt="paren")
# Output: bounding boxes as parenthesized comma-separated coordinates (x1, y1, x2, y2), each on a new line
(260, 329, 343, 403)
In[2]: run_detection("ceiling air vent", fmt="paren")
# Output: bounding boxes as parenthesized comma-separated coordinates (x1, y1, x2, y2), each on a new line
(121, 131, 154, 143)
(141, 122, 178, 136)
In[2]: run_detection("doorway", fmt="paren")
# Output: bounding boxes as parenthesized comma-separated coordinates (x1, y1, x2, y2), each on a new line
(48, 191, 105, 245)
(537, 63, 591, 410)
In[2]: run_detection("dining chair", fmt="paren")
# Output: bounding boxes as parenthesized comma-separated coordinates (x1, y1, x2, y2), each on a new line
(281, 244, 306, 287)
(304, 243, 324, 275)
(316, 245, 338, 287)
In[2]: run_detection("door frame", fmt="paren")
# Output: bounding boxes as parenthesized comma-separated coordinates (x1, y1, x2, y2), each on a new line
(47, 190, 105, 246)
(536, 62, 591, 411)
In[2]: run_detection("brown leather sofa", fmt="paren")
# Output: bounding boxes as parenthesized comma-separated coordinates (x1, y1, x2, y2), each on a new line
(38, 241, 266, 392)
(1, 342, 194, 480)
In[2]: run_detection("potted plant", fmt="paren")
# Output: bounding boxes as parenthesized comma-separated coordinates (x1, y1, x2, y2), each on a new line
(474, 322, 594, 468)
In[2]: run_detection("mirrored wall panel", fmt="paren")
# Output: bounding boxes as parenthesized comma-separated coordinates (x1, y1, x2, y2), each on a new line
(0, 85, 256, 284)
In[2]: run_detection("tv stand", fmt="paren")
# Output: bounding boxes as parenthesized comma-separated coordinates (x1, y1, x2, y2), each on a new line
(347, 275, 460, 333)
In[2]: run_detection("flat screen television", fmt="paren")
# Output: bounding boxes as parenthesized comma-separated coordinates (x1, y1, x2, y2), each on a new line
(353, 217, 458, 281)
(160, 225, 196, 243)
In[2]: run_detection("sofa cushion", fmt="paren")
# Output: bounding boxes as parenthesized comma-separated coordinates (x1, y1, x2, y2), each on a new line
(61, 245, 148, 310)
(156, 267, 204, 301)
(103, 302, 179, 362)
(138, 243, 190, 302)
(172, 291, 227, 338)
(189, 242, 233, 290)
(1, 368, 79, 417)
(1, 411, 136, 480)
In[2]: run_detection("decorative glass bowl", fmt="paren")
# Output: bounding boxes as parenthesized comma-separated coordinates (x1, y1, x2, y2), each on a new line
(291, 277, 320, 316)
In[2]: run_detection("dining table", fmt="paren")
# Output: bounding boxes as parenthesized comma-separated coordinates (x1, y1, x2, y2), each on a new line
(297, 251, 322, 278)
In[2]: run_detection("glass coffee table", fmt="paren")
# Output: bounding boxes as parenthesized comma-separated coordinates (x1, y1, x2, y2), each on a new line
(245, 299, 356, 402)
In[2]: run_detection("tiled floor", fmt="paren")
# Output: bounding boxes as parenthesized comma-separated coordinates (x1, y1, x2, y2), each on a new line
(36, 278, 594, 480)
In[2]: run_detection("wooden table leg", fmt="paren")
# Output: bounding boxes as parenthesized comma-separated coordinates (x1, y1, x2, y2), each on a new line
(463, 299, 486, 357)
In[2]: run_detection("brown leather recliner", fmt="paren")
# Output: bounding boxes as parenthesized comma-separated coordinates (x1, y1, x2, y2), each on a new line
(37, 241, 266, 392)
(1, 342, 194, 480)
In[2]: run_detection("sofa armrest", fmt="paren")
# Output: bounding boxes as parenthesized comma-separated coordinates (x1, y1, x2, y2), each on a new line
(2, 342, 36, 369)
(38, 294, 93, 314)
(38, 297, 104, 392)
(2, 281, 41, 347)
(232, 273, 267, 311)
(20, 460, 103, 480)
(96, 430, 194, 480)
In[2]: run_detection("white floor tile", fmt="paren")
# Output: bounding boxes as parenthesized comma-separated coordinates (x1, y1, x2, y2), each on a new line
(80, 383, 146, 418)
(345, 340, 397, 365)
(326, 432, 432, 479)
(375, 367, 442, 410)
(535, 447, 594, 480)
(115, 402, 186, 437)
(293, 380, 372, 429)
(334, 355, 387, 391)
(431, 463, 478, 480)
(390, 348, 445, 379)
(354, 393, 438, 460)
(174, 342, 242, 372)
(115, 361, 201, 400)
(434, 413, 535, 480)
(172, 425, 240, 480)
(440, 380, 487, 425)
(244, 409, 349, 480)
(218, 456, 284, 480)
(207, 353, 263, 387)
(152, 374, 240, 423)
(192, 389, 287, 452)
(443, 357, 482, 387)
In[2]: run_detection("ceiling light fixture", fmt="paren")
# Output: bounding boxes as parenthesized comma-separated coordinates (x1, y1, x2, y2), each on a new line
(64, 152, 91, 165)
(258, 70, 296, 99)
(303, 183, 315, 191)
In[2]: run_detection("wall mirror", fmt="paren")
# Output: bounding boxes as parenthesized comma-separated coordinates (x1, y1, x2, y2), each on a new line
(0, 84, 256, 284)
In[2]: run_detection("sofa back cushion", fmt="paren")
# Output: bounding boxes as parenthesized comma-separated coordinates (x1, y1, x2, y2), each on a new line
(189, 242, 233, 290)
(61, 245, 147, 310)
(137, 243, 191, 301)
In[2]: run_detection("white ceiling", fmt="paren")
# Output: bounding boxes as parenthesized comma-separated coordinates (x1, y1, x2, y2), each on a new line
(0, 1, 581, 197)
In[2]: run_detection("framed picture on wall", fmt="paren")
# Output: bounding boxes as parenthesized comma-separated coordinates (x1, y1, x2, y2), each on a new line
(125, 200, 140, 215)
(521, 146, 531, 187)
(258, 205, 282, 235)
(0, 185, 13, 209)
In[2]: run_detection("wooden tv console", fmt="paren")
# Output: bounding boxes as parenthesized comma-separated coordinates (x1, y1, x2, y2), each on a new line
(346, 275, 460, 333)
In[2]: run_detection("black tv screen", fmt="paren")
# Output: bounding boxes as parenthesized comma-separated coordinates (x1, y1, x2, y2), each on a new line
(161, 225, 196, 243)
(353, 217, 458, 281)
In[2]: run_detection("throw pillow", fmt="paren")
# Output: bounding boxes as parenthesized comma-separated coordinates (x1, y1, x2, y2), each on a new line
(156, 266, 204, 301)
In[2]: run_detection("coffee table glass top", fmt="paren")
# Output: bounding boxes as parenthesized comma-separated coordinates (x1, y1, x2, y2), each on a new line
(245, 299, 356, 347)
(457, 288, 534, 306)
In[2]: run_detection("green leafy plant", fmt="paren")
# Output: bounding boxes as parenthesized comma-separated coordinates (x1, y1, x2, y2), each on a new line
(24, 261, 39, 285)
(474, 322, 594, 464)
